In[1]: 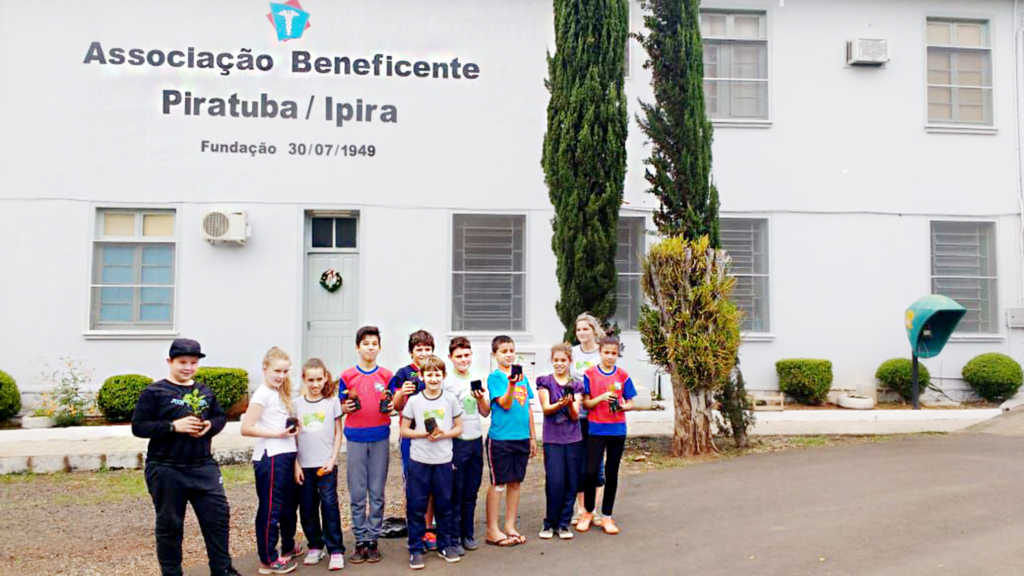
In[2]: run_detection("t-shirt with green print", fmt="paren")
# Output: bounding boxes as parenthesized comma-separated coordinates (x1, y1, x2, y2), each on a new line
(572, 344, 602, 418)
(443, 371, 484, 440)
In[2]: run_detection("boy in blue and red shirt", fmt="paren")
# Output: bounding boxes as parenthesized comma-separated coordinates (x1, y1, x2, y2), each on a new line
(576, 336, 636, 536)
(339, 326, 394, 564)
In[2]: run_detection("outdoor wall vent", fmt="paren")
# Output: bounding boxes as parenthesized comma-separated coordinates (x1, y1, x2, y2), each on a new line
(202, 210, 251, 245)
(847, 38, 889, 66)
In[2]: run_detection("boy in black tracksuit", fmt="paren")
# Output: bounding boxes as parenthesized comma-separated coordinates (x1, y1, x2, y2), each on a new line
(132, 338, 239, 576)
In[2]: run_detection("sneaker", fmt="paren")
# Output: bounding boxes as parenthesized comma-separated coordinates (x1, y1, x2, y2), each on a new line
(279, 544, 305, 564)
(557, 526, 574, 540)
(539, 526, 554, 540)
(575, 512, 594, 533)
(462, 536, 480, 551)
(438, 547, 461, 563)
(453, 542, 466, 556)
(348, 544, 368, 564)
(304, 548, 325, 565)
(593, 513, 604, 527)
(409, 551, 425, 570)
(602, 516, 620, 535)
(424, 531, 438, 551)
(258, 559, 297, 575)
(328, 553, 345, 571)
(365, 542, 383, 563)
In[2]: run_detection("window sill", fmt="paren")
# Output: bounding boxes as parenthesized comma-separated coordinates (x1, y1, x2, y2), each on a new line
(83, 330, 179, 340)
(712, 120, 772, 129)
(925, 124, 997, 135)
(447, 331, 532, 341)
(947, 334, 1004, 343)
(741, 332, 775, 342)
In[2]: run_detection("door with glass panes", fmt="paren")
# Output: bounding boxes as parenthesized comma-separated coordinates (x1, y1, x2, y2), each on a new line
(304, 213, 359, 376)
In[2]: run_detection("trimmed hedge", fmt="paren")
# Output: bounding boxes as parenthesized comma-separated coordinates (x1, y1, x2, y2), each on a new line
(776, 359, 833, 405)
(962, 353, 1023, 402)
(97, 374, 153, 422)
(876, 358, 931, 401)
(195, 367, 249, 409)
(0, 370, 21, 421)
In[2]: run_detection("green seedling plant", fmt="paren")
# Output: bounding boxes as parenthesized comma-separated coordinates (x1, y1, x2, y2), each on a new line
(181, 390, 207, 420)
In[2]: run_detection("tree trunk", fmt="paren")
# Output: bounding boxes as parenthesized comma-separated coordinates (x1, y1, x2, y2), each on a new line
(670, 370, 718, 456)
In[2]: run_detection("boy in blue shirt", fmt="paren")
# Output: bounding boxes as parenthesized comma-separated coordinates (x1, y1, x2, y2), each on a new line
(484, 335, 536, 547)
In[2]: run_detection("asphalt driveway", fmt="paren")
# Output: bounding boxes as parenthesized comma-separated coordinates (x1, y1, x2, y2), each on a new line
(201, 414, 1024, 576)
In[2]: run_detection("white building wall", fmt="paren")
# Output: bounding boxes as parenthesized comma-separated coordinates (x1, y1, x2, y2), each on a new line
(0, 0, 1021, 405)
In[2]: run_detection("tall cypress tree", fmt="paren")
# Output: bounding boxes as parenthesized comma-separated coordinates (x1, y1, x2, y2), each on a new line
(636, 0, 720, 246)
(543, 0, 630, 340)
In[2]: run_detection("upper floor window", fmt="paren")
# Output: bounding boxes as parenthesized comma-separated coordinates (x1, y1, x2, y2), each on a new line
(927, 18, 993, 126)
(91, 209, 176, 331)
(721, 218, 770, 333)
(701, 11, 769, 121)
(452, 214, 526, 332)
(613, 217, 646, 330)
(931, 221, 998, 333)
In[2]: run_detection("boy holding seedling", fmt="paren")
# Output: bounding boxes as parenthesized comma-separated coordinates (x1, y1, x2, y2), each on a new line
(132, 338, 240, 576)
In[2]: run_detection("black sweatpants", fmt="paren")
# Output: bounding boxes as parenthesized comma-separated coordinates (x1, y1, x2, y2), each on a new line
(583, 435, 625, 517)
(145, 460, 233, 576)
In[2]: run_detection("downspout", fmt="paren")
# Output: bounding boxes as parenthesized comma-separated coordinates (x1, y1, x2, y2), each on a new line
(1014, 0, 1024, 308)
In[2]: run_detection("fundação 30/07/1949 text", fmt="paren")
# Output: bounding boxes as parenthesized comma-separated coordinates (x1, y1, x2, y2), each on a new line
(200, 141, 377, 157)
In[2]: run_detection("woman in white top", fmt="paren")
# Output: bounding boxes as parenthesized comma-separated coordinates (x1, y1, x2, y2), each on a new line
(571, 313, 606, 526)
(241, 347, 303, 573)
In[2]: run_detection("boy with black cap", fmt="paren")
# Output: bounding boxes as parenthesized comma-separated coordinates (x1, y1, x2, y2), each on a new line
(132, 338, 240, 576)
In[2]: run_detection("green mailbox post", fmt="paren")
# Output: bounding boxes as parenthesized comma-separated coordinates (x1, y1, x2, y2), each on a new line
(904, 295, 967, 409)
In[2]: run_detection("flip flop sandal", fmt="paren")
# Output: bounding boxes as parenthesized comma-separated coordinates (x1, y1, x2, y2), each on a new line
(507, 533, 527, 545)
(485, 537, 518, 547)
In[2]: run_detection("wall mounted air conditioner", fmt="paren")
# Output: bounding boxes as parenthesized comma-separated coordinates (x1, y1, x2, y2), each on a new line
(847, 38, 889, 66)
(202, 210, 251, 244)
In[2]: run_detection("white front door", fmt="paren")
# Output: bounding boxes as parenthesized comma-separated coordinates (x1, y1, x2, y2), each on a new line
(304, 215, 359, 375)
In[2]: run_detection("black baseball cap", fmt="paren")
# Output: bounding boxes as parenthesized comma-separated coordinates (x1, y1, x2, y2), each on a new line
(169, 338, 206, 359)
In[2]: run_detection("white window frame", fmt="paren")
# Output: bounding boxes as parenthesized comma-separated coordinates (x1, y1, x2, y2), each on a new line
(450, 213, 528, 334)
(925, 17, 995, 131)
(700, 9, 770, 126)
(87, 208, 178, 337)
(613, 215, 647, 331)
(721, 217, 771, 335)
(930, 220, 999, 335)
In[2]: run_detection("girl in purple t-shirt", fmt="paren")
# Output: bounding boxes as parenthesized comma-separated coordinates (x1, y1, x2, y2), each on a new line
(536, 343, 584, 540)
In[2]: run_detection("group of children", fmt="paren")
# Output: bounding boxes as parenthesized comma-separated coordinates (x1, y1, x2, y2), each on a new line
(132, 312, 637, 575)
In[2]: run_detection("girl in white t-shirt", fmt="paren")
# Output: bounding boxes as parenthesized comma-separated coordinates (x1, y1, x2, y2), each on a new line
(571, 313, 606, 526)
(241, 347, 302, 574)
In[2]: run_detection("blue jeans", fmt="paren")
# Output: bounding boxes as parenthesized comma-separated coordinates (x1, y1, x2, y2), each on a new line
(347, 439, 390, 544)
(452, 438, 483, 541)
(253, 452, 299, 565)
(543, 441, 584, 529)
(407, 460, 456, 553)
(299, 466, 345, 554)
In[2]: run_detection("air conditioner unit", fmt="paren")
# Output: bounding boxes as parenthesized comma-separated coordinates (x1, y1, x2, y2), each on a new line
(202, 210, 251, 244)
(847, 38, 889, 66)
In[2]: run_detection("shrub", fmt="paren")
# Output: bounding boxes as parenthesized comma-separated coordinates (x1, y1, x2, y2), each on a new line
(962, 353, 1024, 402)
(97, 374, 153, 422)
(0, 370, 21, 420)
(876, 358, 931, 401)
(776, 359, 833, 405)
(195, 367, 249, 409)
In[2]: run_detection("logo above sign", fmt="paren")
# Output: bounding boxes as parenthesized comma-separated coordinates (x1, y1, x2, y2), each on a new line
(267, 1, 311, 42)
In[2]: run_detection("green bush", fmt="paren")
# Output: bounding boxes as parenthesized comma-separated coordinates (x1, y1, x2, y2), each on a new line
(776, 359, 833, 405)
(96, 374, 153, 422)
(195, 367, 249, 409)
(962, 353, 1023, 402)
(0, 370, 22, 420)
(876, 358, 931, 401)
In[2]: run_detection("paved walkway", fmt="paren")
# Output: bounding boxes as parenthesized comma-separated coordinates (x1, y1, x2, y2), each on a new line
(0, 408, 1001, 474)
(193, 409, 1024, 576)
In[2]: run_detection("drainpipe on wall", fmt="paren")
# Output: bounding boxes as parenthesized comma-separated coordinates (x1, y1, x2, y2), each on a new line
(1012, 0, 1024, 363)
